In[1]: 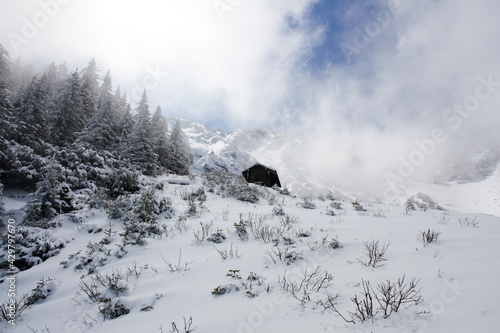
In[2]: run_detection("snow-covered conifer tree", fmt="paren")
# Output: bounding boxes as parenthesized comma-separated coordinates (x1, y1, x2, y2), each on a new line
(13, 74, 49, 149)
(50, 71, 85, 146)
(167, 119, 191, 175)
(79, 70, 119, 150)
(151, 105, 169, 170)
(125, 90, 158, 175)
(0, 44, 13, 139)
(23, 162, 74, 226)
(80, 58, 100, 122)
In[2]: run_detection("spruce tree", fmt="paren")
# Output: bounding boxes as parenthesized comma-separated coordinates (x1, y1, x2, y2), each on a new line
(80, 58, 100, 122)
(50, 71, 85, 146)
(0, 44, 10, 84)
(0, 44, 13, 139)
(125, 90, 158, 175)
(79, 70, 119, 150)
(13, 74, 49, 149)
(151, 106, 169, 170)
(117, 102, 135, 153)
(23, 162, 73, 226)
(42, 63, 62, 123)
(167, 119, 191, 175)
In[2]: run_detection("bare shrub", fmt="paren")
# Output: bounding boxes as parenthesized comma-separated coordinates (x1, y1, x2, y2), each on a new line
(247, 214, 296, 244)
(418, 229, 441, 246)
(174, 215, 189, 233)
(265, 245, 302, 266)
(458, 216, 478, 227)
(161, 249, 192, 272)
(221, 209, 229, 220)
(437, 216, 450, 225)
(372, 208, 389, 218)
(192, 221, 214, 244)
(170, 316, 196, 333)
(279, 266, 334, 307)
(213, 243, 242, 260)
(307, 235, 341, 251)
(0, 292, 29, 322)
(320, 275, 422, 324)
(358, 239, 390, 268)
(248, 220, 275, 243)
(374, 275, 422, 319)
(349, 279, 376, 322)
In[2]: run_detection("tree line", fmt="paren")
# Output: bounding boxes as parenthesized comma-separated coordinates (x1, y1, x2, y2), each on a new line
(0, 43, 192, 224)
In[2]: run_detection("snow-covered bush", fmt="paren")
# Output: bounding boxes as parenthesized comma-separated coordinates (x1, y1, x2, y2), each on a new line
(272, 204, 285, 216)
(103, 168, 140, 198)
(212, 270, 265, 298)
(5, 227, 66, 271)
(0, 277, 57, 322)
(79, 268, 130, 320)
(0, 139, 47, 188)
(181, 187, 206, 204)
(107, 194, 134, 220)
(203, 171, 260, 203)
(121, 187, 163, 245)
(297, 197, 316, 209)
(61, 238, 112, 274)
(325, 200, 343, 216)
(352, 200, 367, 212)
(99, 299, 130, 320)
(405, 193, 444, 211)
(234, 214, 249, 241)
(22, 164, 76, 227)
(25, 277, 57, 306)
(207, 228, 226, 243)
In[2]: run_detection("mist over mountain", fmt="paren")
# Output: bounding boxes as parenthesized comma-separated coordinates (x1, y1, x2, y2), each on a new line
(175, 118, 500, 214)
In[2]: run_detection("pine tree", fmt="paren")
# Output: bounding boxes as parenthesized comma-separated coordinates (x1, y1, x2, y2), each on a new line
(0, 44, 13, 139)
(13, 74, 49, 149)
(0, 44, 10, 84)
(117, 102, 135, 153)
(0, 80, 13, 139)
(50, 71, 85, 146)
(121, 187, 160, 245)
(80, 58, 100, 124)
(79, 70, 119, 150)
(42, 63, 61, 123)
(23, 162, 73, 226)
(125, 90, 158, 175)
(167, 119, 191, 175)
(151, 106, 169, 170)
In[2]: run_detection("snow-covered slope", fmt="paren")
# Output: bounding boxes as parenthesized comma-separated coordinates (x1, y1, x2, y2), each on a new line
(1, 175, 499, 332)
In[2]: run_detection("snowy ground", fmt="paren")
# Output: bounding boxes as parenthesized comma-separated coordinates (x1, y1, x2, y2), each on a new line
(1, 175, 499, 333)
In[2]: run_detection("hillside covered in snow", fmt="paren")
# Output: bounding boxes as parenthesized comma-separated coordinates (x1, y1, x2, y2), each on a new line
(1, 174, 499, 332)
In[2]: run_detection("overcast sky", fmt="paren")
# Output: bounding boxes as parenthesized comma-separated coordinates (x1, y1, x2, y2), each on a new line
(1, 0, 500, 189)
